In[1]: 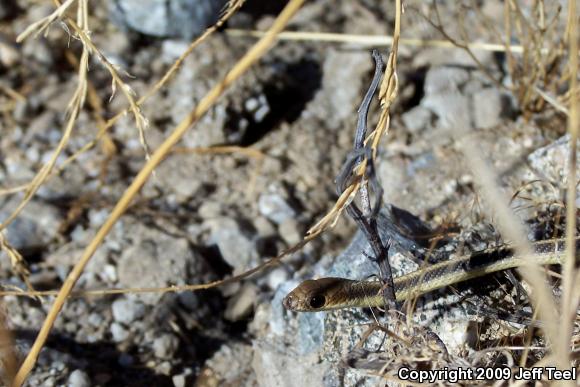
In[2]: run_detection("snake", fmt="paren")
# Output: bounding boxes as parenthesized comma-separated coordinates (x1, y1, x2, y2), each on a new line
(283, 237, 579, 312)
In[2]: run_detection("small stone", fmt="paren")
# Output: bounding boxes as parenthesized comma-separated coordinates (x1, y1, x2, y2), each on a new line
(253, 216, 276, 237)
(258, 194, 296, 225)
(198, 201, 221, 219)
(208, 217, 257, 271)
(87, 312, 104, 327)
(152, 333, 180, 359)
(224, 283, 257, 321)
(67, 370, 90, 387)
(472, 87, 504, 129)
(278, 218, 302, 245)
(0, 36, 19, 67)
(110, 322, 129, 342)
(111, 298, 146, 325)
(527, 134, 580, 186)
(401, 105, 433, 133)
(156, 361, 172, 375)
(172, 374, 187, 387)
(424, 66, 470, 95)
(266, 267, 288, 291)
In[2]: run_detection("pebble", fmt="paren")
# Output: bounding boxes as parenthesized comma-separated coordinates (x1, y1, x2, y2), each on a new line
(401, 105, 433, 133)
(208, 217, 257, 271)
(110, 322, 130, 342)
(527, 134, 580, 186)
(424, 66, 470, 95)
(472, 87, 504, 129)
(152, 333, 180, 358)
(224, 283, 257, 321)
(266, 267, 289, 291)
(67, 370, 91, 387)
(278, 218, 302, 245)
(0, 35, 19, 67)
(111, 298, 146, 325)
(258, 193, 296, 225)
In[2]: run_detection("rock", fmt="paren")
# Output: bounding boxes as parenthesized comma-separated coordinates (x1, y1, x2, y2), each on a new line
(208, 217, 258, 272)
(278, 218, 302, 245)
(401, 105, 434, 133)
(205, 343, 255, 385)
(0, 198, 62, 252)
(111, 298, 146, 325)
(266, 267, 289, 291)
(152, 333, 180, 358)
(110, 322, 129, 342)
(306, 50, 372, 130)
(424, 66, 470, 95)
(472, 87, 503, 129)
(224, 283, 257, 321)
(422, 92, 471, 130)
(154, 154, 203, 200)
(117, 225, 207, 304)
(258, 193, 296, 225)
(67, 370, 90, 387)
(109, 0, 227, 39)
(0, 35, 19, 67)
(527, 134, 580, 187)
(252, 345, 328, 387)
(198, 200, 222, 219)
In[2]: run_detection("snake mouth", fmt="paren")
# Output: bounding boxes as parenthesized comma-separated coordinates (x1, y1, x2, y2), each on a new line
(282, 294, 296, 310)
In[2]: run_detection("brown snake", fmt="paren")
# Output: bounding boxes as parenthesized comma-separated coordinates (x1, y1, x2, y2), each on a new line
(283, 237, 579, 312)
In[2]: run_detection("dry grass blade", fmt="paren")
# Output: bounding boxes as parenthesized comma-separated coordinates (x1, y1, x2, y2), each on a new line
(226, 29, 533, 53)
(11, 0, 306, 385)
(16, 0, 77, 42)
(560, 0, 579, 376)
(0, 237, 313, 299)
(0, 233, 34, 293)
(0, 302, 17, 386)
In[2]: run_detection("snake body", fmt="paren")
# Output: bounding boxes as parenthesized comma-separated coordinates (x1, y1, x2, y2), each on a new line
(283, 237, 579, 312)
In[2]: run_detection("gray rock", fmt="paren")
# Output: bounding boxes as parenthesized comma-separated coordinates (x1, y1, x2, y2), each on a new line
(258, 193, 296, 225)
(422, 92, 471, 130)
(152, 333, 180, 359)
(117, 225, 206, 304)
(172, 373, 187, 387)
(266, 267, 289, 291)
(278, 218, 302, 245)
(527, 134, 580, 187)
(110, 0, 227, 39)
(110, 322, 129, 342)
(205, 343, 255, 385)
(208, 217, 258, 272)
(154, 154, 203, 200)
(252, 345, 328, 387)
(111, 298, 146, 325)
(472, 87, 503, 129)
(224, 283, 257, 321)
(424, 66, 470, 95)
(0, 198, 62, 252)
(306, 50, 373, 130)
(401, 105, 433, 133)
(67, 370, 90, 387)
(0, 36, 20, 68)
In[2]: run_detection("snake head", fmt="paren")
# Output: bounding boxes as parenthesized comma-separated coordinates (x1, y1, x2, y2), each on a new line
(283, 278, 345, 312)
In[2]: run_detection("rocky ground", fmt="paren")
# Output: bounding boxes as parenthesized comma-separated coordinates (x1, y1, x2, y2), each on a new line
(0, 1, 576, 386)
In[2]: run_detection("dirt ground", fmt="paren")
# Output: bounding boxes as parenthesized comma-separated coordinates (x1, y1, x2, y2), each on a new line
(0, 1, 577, 386)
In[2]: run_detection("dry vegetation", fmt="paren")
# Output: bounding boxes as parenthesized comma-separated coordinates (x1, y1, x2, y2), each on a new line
(0, 0, 578, 386)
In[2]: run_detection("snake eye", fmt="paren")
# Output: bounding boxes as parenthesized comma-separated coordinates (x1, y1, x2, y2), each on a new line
(309, 294, 326, 309)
